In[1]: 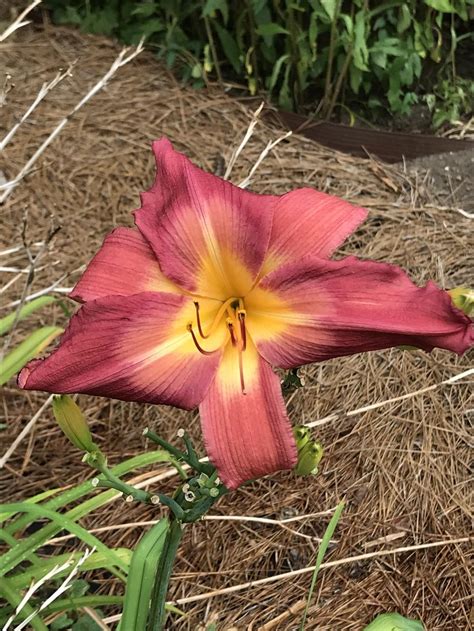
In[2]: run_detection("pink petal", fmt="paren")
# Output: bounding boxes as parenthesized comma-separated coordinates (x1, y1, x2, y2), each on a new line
(260, 188, 367, 276)
(70, 227, 179, 303)
(19, 292, 221, 410)
(199, 343, 297, 489)
(134, 138, 275, 300)
(251, 256, 473, 368)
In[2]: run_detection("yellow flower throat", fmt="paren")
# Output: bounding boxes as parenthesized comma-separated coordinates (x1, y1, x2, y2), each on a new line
(186, 296, 247, 393)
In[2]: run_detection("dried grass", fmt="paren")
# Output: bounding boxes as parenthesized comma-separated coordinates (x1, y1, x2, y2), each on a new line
(1, 23, 473, 630)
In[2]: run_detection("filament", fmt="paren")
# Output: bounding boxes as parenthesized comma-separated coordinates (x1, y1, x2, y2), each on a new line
(186, 324, 223, 355)
(194, 297, 236, 339)
(238, 348, 246, 395)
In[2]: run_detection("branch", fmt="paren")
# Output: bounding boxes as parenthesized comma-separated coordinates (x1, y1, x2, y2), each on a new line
(0, 65, 74, 152)
(0, 40, 145, 203)
(0, 0, 42, 43)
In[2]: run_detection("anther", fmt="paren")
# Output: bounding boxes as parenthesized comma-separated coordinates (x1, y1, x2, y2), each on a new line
(184, 491, 196, 502)
(193, 301, 207, 339)
(226, 318, 238, 346)
(237, 309, 247, 351)
(91, 477, 100, 488)
(150, 495, 160, 505)
(125, 494, 134, 503)
(177, 428, 185, 438)
(209, 488, 219, 498)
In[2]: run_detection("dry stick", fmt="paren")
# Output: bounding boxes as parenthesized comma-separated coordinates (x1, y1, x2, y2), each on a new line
(0, 215, 60, 361)
(0, 0, 42, 42)
(45, 509, 339, 545)
(0, 243, 44, 257)
(0, 394, 54, 468)
(102, 536, 470, 624)
(0, 66, 74, 152)
(223, 101, 265, 180)
(238, 130, 293, 189)
(0, 40, 145, 203)
(305, 367, 474, 429)
(4, 278, 73, 308)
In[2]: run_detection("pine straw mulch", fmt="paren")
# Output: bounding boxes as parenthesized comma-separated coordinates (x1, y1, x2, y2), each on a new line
(1, 23, 473, 631)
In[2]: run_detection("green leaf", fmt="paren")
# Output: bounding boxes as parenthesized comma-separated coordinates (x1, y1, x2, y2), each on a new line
(0, 325, 63, 385)
(256, 23, 290, 37)
(424, 0, 455, 12)
(72, 611, 104, 631)
(213, 22, 242, 73)
(51, 614, 74, 630)
(70, 578, 90, 598)
(362, 612, 424, 630)
(300, 501, 345, 630)
(267, 53, 290, 93)
(353, 11, 369, 71)
(203, 0, 229, 23)
(320, 0, 338, 21)
(0, 295, 57, 336)
(132, 2, 157, 18)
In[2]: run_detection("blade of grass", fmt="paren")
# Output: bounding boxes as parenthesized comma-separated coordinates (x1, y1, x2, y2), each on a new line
(299, 500, 345, 630)
(0, 503, 128, 578)
(9, 549, 132, 590)
(0, 296, 56, 336)
(0, 326, 63, 385)
(6, 450, 172, 536)
(0, 576, 49, 631)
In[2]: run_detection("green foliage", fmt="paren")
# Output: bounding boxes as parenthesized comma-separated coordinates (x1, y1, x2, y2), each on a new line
(425, 76, 474, 128)
(0, 450, 172, 629)
(45, 0, 474, 123)
(362, 612, 424, 630)
(0, 295, 62, 385)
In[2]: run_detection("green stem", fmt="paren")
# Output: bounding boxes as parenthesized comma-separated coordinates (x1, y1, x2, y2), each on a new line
(147, 520, 183, 631)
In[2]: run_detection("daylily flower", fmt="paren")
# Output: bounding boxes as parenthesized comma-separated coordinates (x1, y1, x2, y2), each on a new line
(19, 138, 473, 489)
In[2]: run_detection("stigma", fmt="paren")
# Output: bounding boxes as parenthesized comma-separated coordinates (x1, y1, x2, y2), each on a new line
(187, 297, 248, 394)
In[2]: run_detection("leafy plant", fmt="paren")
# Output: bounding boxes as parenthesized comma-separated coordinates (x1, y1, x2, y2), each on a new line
(44, 0, 474, 123)
(0, 450, 172, 628)
(425, 76, 474, 128)
(0, 296, 63, 385)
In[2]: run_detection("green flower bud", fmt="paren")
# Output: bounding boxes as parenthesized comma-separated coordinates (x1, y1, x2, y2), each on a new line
(52, 395, 97, 452)
(448, 286, 474, 317)
(293, 425, 311, 451)
(362, 612, 424, 630)
(295, 440, 323, 476)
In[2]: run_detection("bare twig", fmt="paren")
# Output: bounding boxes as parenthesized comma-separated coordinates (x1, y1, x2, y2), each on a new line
(238, 130, 292, 189)
(102, 537, 470, 623)
(305, 367, 474, 429)
(45, 509, 339, 546)
(0, 40, 145, 203)
(223, 101, 265, 180)
(0, 214, 60, 360)
(0, 66, 74, 152)
(0, 394, 54, 468)
(0, 0, 42, 43)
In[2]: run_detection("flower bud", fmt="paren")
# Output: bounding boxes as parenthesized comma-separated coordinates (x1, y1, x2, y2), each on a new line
(293, 425, 311, 451)
(295, 440, 323, 476)
(52, 395, 97, 452)
(448, 287, 474, 317)
(362, 612, 423, 630)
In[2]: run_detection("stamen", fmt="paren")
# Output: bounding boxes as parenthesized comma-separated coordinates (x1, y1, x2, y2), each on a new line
(237, 309, 247, 351)
(194, 297, 236, 339)
(187, 324, 222, 355)
(226, 318, 238, 346)
(238, 347, 246, 395)
(193, 301, 207, 339)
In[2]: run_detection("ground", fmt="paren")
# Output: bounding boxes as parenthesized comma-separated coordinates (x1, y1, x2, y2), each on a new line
(0, 24, 473, 631)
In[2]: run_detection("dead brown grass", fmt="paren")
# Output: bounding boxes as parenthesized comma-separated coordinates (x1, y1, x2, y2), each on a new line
(1, 22, 473, 631)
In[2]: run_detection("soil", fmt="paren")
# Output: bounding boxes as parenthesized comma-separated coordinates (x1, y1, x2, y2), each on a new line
(0, 22, 473, 631)
(405, 148, 474, 214)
